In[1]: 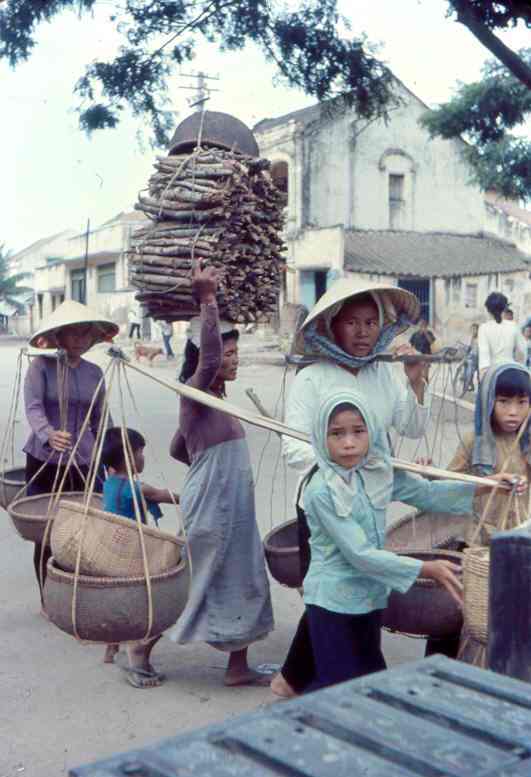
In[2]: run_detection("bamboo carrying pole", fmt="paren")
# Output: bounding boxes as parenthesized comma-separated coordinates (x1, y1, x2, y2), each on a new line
(116, 352, 500, 490)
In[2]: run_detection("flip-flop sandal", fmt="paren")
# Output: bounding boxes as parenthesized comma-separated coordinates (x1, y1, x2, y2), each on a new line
(122, 666, 166, 689)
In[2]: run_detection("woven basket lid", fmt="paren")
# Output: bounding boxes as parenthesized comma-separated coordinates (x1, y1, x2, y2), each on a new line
(29, 300, 119, 349)
(294, 278, 420, 355)
(169, 110, 259, 157)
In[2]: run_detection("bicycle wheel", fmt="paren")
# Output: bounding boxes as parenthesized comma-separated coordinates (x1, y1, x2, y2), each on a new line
(453, 361, 469, 399)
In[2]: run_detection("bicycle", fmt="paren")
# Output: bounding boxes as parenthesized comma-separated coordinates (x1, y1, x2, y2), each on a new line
(452, 341, 478, 399)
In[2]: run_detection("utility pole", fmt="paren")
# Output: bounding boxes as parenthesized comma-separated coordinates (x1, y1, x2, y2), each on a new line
(179, 70, 220, 111)
(83, 218, 90, 305)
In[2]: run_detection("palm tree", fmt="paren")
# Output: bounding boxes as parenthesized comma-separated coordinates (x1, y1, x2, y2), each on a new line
(0, 243, 32, 312)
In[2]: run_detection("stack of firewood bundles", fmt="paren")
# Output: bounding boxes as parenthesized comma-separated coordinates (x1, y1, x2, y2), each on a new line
(128, 148, 287, 323)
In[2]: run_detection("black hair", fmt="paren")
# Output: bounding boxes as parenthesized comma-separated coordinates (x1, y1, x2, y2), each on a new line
(494, 368, 531, 400)
(328, 402, 366, 426)
(178, 329, 239, 384)
(102, 427, 146, 470)
(485, 292, 508, 324)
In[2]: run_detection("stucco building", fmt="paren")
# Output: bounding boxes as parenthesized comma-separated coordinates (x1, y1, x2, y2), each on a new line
(254, 82, 531, 339)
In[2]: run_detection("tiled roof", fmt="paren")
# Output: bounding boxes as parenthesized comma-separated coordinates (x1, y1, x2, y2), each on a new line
(344, 230, 530, 279)
(484, 192, 531, 228)
(253, 103, 322, 133)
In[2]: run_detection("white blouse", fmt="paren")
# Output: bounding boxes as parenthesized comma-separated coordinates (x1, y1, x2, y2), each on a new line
(478, 319, 526, 372)
(282, 360, 431, 472)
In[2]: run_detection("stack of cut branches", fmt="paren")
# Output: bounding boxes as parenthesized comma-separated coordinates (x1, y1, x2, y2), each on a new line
(128, 148, 287, 323)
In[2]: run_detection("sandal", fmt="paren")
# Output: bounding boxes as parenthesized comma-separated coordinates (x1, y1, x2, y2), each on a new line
(122, 665, 166, 689)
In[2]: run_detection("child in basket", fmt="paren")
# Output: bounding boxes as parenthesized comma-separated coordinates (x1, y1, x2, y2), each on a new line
(101, 427, 179, 687)
(302, 389, 520, 690)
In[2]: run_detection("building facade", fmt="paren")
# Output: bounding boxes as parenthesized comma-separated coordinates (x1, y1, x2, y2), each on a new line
(254, 82, 531, 338)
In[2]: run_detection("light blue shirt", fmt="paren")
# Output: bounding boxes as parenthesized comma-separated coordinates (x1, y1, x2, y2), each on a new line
(282, 360, 431, 473)
(303, 469, 475, 615)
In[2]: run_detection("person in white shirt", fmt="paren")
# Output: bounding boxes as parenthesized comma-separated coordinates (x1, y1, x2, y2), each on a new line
(128, 306, 142, 340)
(478, 292, 525, 377)
(271, 278, 431, 698)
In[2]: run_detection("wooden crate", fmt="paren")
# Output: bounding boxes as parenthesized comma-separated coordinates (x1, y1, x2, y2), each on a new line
(70, 655, 531, 776)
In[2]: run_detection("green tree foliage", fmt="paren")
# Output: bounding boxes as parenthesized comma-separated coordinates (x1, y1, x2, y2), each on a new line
(3, 1, 529, 148)
(446, 1, 531, 89)
(0, 245, 32, 312)
(0, 0, 398, 147)
(420, 51, 531, 200)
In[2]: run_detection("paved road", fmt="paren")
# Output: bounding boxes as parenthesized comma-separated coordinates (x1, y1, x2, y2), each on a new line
(0, 338, 473, 777)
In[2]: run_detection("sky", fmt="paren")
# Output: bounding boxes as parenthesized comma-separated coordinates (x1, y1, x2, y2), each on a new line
(1, 0, 529, 254)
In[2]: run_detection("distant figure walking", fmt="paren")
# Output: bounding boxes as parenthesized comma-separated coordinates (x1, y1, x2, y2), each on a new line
(478, 292, 525, 378)
(160, 321, 175, 360)
(128, 307, 142, 340)
(409, 318, 434, 355)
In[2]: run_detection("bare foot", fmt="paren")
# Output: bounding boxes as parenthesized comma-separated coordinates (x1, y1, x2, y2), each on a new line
(103, 644, 120, 664)
(270, 673, 297, 698)
(224, 668, 272, 687)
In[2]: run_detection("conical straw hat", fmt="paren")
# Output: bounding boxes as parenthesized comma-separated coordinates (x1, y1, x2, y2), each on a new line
(294, 277, 420, 356)
(29, 300, 119, 349)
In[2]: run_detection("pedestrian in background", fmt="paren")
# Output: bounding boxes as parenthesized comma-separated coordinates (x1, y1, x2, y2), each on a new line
(128, 306, 142, 340)
(160, 320, 175, 360)
(409, 318, 434, 355)
(478, 292, 525, 377)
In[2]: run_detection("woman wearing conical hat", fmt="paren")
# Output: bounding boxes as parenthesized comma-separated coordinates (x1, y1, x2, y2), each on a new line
(23, 300, 118, 614)
(272, 277, 431, 697)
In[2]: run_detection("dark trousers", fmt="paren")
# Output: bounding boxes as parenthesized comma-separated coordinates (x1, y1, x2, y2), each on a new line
(129, 323, 141, 339)
(281, 472, 316, 692)
(306, 605, 386, 691)
(162, 334, 174, 358)
(25, 453, 102, 603)
(281, 612, 315, 693)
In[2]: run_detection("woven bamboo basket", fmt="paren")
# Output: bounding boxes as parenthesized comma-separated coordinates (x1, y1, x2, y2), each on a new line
(382, 550, 464, 638)
(8, 493, 102, 544)
(0, 466, 26, 510)
(263, 510, 471, 590)
(462, 546, 490, 646)
(385, 510, 470, 552)
(263, 519, 301, 588)
(51, 500, 181, 578)
(43, 552, 189, 643)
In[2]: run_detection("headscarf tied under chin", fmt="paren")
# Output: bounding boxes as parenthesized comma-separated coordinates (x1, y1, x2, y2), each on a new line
(303, 291, 413, 369)
(307, 389, 394, 518)
(472, 361, 531, 475)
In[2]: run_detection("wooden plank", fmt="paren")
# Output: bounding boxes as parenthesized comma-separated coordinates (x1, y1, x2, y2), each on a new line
(71, 657, 531, 776)
(298, 692, 512, 776)
(489, 524, 531, 682)
(356, 670, 531, 750)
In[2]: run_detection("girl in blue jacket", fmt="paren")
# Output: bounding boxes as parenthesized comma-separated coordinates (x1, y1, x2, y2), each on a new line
(303, 389, 519, 690)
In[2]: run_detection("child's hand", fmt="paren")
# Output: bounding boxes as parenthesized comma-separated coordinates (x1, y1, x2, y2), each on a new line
(192, 260, 219, 304)
(415, 457, 433, 467)
(421, 560, 463, 608)
(490, 472, 528, 495)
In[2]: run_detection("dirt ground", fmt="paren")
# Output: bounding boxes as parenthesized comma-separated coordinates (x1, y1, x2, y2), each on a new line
(0, 337, 472, 776)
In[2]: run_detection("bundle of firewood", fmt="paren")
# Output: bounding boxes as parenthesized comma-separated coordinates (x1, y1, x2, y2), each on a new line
(128, 147, 287, 323)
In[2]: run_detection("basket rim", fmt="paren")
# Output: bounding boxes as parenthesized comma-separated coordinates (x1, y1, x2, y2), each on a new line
(394, 549, 464, 588)
(57, 498, 182, 545)
(263, 518, 298, 554)
(9, 491, 99, 521)
(46, 556, 187, 586)
(0, 465, 27, 484)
